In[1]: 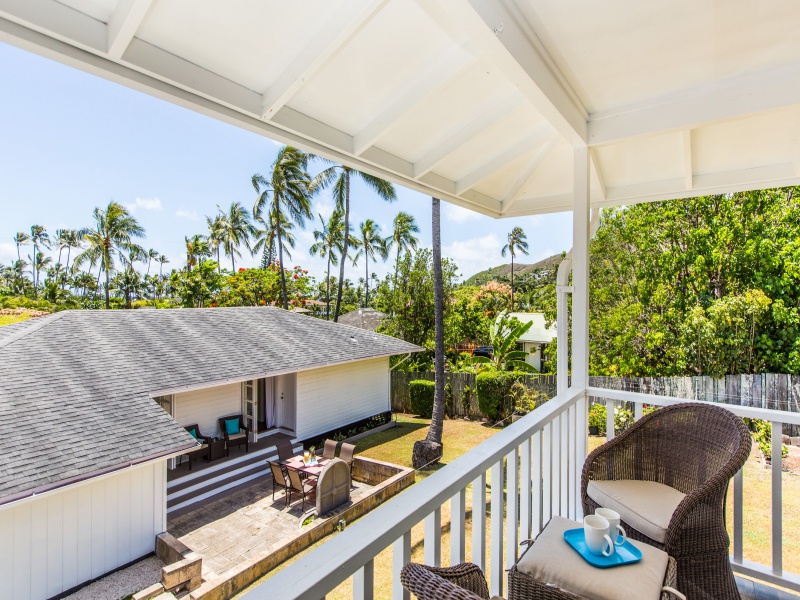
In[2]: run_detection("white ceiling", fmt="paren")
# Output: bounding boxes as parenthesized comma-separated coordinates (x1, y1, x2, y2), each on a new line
(5, 0, 800, 218)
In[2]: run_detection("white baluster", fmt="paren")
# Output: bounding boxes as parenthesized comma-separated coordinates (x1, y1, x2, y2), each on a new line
(451, 488, 466, 565)
(506, 448, 519, 568)
(567, 403, 576, 520)
(472, 472, 486, 572)
(520, 437, 532, 541)
(490, 459, 504, 597)
(542, 422, 551, 522)
(771, 421, 783, 576)
(353, 560, 374, 600)
(575, 394, 587, 520)
(424, 507, 441, 567)
(732, 468, 743, 564)
(551, 415, 561, 516)
(634, 401, 643, 421)
(560, 409, 569, 517)
(605, 398, 615, 440)
(532, 430, 542, 535)
(393, 532, 411, 600)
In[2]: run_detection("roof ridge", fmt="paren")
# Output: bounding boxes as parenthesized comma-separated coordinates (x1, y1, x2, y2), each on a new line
(0, 311, 66, 350)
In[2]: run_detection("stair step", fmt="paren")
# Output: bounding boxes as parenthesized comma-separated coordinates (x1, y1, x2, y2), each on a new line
(167, 464, 269, 512)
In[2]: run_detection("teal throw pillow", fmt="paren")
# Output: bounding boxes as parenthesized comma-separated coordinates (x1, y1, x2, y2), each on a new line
(187, 427, 198, 440)
(225, 418, 240, 436)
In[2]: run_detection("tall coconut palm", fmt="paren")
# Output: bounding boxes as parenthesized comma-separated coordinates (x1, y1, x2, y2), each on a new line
(62, 229, 86, 289)
(309, 210, 346, 319)
(412, 197, 446, 468)
(13, 232, 29, 264)
(157, 254, 170, 278)
(218, 202, 254, 271)
(253, 146, 312, 309)
(502, 226, 529, 311)
(310, 158, 396, 321)
(185, 235, 211, 272)
(54, 229, 70, 271)
(387, 211, 420, 288)
(351, 219, 388, 307)
(72, 201, 145, 308)
(145, 248, 159, 276)
(252, 209, 297, 269)
(205, 214, 226, 273)
(29, 225, 50, 290)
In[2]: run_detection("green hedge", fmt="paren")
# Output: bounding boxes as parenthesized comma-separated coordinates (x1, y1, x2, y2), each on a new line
(476, 371, 525, 423)
(409, 380, 436, 418)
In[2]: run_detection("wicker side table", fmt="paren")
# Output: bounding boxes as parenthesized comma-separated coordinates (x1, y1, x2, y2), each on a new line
(507, 516, 681, 600)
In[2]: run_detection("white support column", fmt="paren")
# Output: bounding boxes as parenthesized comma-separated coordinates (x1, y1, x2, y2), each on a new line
(571, 146, 590, 390)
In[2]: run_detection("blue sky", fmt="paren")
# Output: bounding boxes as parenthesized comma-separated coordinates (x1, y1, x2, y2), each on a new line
(0, 41, 572, 282)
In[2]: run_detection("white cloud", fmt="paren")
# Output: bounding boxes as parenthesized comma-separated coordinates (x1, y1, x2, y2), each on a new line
(175, 208, 200, 221)
(125, 197, 163, 214)
(443, 202, 482, 224)
(442, 233, 504, 280)
(0, 242, 17, 264)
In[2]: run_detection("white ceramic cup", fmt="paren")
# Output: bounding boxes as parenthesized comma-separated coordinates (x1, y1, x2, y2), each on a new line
(583, 515, 615, 557)
(595, 508, 627, 546)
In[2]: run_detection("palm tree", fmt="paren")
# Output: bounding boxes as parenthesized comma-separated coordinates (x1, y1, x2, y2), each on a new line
(309, 210, 346, 319)
(412, 197, 446, 468)
(351, 219, 388, 307)
(253, 146, 312, 309)
(145, 248, 159, 276)
(387, 211, 420, 288)
(185, 235, 210, 271)
(73, 201, 145, 308)
(13, 232, 29, 264)
(218, 202, 254, 271)
(206, 214, 226, 273)
(62, 229, 86, 289)
(502, 226, 529, 311)
(310, 158, 396, 321)
(157, 254, 170, 277)
(29, 225, 50, 290)
(252, 209, 297, 269)
(54, 229, 70, 272)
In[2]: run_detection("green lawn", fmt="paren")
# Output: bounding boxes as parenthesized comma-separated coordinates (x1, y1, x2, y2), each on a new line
(0, 314, 30, 326)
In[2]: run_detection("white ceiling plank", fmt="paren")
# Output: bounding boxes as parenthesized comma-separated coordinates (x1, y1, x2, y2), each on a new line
(501, 136, 558, 214)
(353, 50, 473, 156)
(260, 0, 388, 119)
(502, 193, 574, 217)
(413, 95, 522, 178)
(0, 0, 105, 51)
(589, 149, 607, 201)
(439, 0, 587, 146)
(106, 0, 155, 59)
(683, 129, 693, 191)
(455, 130, 551, 195)
(588, 62, 800, 146)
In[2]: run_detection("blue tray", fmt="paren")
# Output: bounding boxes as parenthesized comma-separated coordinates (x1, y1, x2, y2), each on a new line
(563, 528, 642, 568)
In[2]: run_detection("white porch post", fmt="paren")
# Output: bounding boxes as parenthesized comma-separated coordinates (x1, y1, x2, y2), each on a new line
(571, 147, 590, 390)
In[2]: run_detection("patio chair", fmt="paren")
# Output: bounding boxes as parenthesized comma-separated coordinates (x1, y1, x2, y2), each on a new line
(400, 563, 490, 600)
(268, 461, 291, 506)
(286, 466, 317, 512)
(581, 402, 751, 599)
(218, 414, 249, 456)
(339, 442, 356, 470)
(276, 440, 294, 462)
(181, 424, 211, 470)
(322, 439, 337, 461)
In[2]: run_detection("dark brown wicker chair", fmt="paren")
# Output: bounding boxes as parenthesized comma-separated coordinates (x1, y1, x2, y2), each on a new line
(400, 563, 489, 600)
(276, 439, 294, 462)
(581, 402, 751, 599)
(268, 461, 291, 506)
(286, 467, 317, 511)
(322, 439, 337, 461)
(181, 424, 211, 470)
(218, 414, 249, 456)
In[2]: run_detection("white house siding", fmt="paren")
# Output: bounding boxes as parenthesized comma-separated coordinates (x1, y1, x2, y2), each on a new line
(295, 357, 389, 441)
(0, 460, 166, 600)
(174, 382, 241, 438)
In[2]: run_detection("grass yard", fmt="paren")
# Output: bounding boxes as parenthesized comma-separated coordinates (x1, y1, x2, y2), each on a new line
(238, 418, 799, 598)
(0, 314, 30, 326)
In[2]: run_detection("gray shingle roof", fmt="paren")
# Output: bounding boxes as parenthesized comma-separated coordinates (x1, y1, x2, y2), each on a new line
(0, 307, 420, 501)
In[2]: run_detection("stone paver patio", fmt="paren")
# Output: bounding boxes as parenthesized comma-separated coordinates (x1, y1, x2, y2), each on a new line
(168, 476, 374, 580)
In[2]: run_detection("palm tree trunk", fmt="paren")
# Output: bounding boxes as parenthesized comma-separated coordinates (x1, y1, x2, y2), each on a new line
(395, 248, 400, 291)
(276, 209, 289, 310)
(365, 253, 370, 307)
(325, 253, 332, 320)
(104, 262, 111, 309)
(63, 247, 72, 290)
(511, 253, 515, 311)
(231, 251, 235, 272)
(412, 197, 445, 468)
(16, 243, 21, 264)
(217, 247, 221, 273)
(334, 169, 350, 322)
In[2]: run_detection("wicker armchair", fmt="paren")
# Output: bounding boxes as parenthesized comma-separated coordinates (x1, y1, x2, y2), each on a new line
(401, 563, 490, 600)
(581, 402, 751, 599)
(218, 414, 250, 456)
(181, 424, 212, 470)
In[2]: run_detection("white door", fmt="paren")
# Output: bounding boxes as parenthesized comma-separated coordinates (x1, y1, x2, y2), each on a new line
(242, 380, 257, 442)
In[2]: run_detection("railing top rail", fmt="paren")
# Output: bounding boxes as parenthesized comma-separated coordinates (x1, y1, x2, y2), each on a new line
(242, 387, 585, 599)
(588, 386, 800, 426)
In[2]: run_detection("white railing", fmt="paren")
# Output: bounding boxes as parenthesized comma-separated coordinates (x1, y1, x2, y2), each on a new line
(242, 386, 800, 599)
(244, 387, 587, 599)
(587, 387, 800, 594)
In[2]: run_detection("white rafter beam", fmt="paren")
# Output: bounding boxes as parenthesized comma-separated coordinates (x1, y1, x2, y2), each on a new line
(260, 0, 388, 119)
(107, 0, 154, 59)
(414, 95, 522, 178)
(501, 136, 558, 214)
(588, 62, 800, 146)
(455, 130, 551, 195)
(353, 48, 473, 156)
(439, 0, 587, 146)
(589, 148, 606, 202)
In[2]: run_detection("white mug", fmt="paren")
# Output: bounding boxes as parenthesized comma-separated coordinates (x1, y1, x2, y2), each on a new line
(596, 508, 627, 546)
(583, 515, 615, 557)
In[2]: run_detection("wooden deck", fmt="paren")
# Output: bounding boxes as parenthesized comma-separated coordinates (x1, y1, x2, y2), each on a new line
(737, 576, 800, 600)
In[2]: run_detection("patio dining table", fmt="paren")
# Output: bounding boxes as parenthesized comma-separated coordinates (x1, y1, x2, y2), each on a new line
(283, 455, 330, 478)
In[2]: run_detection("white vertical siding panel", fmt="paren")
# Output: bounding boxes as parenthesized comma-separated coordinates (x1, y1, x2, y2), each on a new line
(46, 495, 63, 599)
(174, 382, 242, 438)
(104, 475, 119, 574)
(117, 470, 132, 565)
(61, 490, 79, 592)
(29, 501, 47, 600)
(91, 478, 105, 578)
(0, 509, 14, 600)
(295, 357, 389, 440)
(12, 503, 32, 600)
(130, 465, 146, 552)
(76, 485, 93, 585)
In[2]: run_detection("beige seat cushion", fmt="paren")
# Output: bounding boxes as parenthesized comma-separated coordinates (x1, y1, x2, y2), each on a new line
(517, 515, 670, 600)
(587, 480, 685, 544)
(228, 432, 246, 441)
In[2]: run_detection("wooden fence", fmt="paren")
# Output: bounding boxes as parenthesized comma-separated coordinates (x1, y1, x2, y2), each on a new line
(391, 371, 800, 432)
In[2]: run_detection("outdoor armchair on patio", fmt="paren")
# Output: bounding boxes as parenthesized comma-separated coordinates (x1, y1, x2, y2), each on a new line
(400, 563, 491, 600)
(269, 461, 291, 506)
(181, 424, 212, 470)
(276, 440, 294, 462)
(339, 442, 355, 470)
(286, 467, 317, 512)
(581, 402, 751, 599)
(218, 414, 249, 456)
(322, 439, 337, 461)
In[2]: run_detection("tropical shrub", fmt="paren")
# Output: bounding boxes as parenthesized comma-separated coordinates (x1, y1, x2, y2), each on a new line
(588, 403, 606, 434)
(614, 406, 633, 433)
(476, 371, 525, 423)
(748, 419, 788, 460)
(444, 381, 454, 416)
(409, 380, 436, 418)
(510, 381, 538, 415)
(461, 384, 475, 418)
